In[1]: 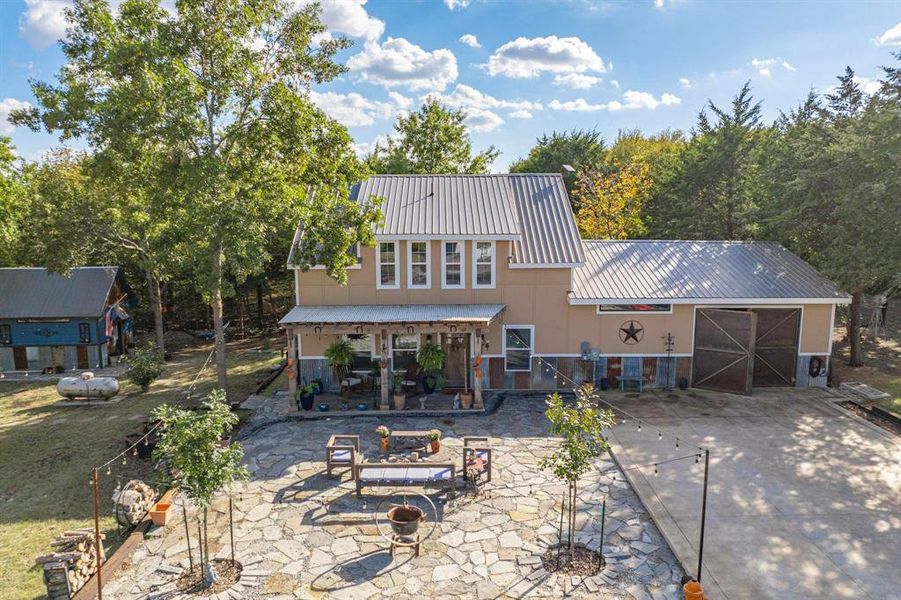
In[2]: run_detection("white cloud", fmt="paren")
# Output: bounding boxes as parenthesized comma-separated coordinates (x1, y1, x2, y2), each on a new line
(0, 98, 32, 135)
(610, 79, 620, 89)
(853, 75, 882, 95)
(679, 77, 692, 89)
(353, 134, 389, 157)
(553, 73, 601, 90)
(459, 33, 481, 48)
(294, 0, 383, 40)
(464, 107, 504, 132)
(485, 35, 607, 79)
(19, 0, 69, 50)
(751, 57, 796, 77)
(444, 0, 471, 9)
(309, 91, 410, 127)
(348, 38, 458, 91)
(654, 0, 665, 7)
(875, 22, 901, 46)
(549, 90, 680, 112)
(430, 83, 541, 113)
(509, 109, 532, 119)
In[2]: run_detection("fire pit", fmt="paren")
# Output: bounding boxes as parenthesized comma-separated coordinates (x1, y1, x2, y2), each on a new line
(374, 492, 437, 557)
(387, 504, 424, 538)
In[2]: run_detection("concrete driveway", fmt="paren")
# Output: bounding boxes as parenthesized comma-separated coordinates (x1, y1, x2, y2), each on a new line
(605, 388, 901, 600)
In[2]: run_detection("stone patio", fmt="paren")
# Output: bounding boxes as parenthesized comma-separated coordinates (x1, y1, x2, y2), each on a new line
(104, 395, 684, 599)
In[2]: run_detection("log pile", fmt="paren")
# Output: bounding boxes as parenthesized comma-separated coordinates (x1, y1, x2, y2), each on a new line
(35, 530, 106, 599)
(112, 480, 156, 527)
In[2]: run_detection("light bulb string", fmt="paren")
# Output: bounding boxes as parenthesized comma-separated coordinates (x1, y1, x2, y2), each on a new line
(600, 452, 703, 480)
(508, 329, 704, 453)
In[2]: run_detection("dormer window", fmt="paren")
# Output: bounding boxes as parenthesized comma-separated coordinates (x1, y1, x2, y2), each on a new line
(377, 242, 399, 289)
(442, 241, 465, 289)
(473, 241, 495, 288)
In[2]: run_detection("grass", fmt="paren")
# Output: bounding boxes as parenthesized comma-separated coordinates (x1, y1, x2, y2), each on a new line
(0, 334, 286, 600)
(831, 299, 901, 414)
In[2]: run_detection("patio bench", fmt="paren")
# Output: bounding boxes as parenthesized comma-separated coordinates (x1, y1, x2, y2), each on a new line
(618, 375, 644, 392)
(462, 437, 492, 484)
(354, 462, 456, 497)
(326, 434, 360, 478)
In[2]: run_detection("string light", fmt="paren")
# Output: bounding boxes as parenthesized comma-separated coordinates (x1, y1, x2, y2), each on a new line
(675, 438, 680, 449)
(653, 464, 658, 477)
(658, 431, 663, 441)
(106, 466, 111, 475)
(637, 423, 642, 432)
(121, 456, 127, 466)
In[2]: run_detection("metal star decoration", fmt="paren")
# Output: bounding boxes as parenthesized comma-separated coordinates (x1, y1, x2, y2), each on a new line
(619, 320, 644, 344)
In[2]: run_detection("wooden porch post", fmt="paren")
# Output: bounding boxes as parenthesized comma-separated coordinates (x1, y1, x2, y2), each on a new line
(286, 328, 298, 394)
(473, 327, 484, 410)
(379, 328, 390, 410)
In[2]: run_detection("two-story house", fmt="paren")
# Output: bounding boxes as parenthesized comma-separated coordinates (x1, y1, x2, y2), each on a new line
(279, 174, 848, 405)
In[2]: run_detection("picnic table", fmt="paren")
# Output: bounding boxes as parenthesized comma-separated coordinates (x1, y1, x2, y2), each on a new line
(390, 430, 430, 451)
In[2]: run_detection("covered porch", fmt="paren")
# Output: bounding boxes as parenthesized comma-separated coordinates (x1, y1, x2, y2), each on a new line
(279, 304, 505, 410)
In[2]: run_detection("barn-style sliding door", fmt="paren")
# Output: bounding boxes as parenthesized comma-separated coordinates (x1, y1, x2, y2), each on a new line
(751, 308, 801, 387)
(692, 308, 757, 395)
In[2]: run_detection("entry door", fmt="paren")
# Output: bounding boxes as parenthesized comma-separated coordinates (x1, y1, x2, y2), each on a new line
(692, 309, 757, 395)
(752, 308, 801, 387)
(13, 347, 27, 370)
(76, 346, 89, 369)
(441, 333, 469, 388)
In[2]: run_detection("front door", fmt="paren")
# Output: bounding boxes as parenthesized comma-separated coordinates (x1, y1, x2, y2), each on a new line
(76, 345, 89, 369)
(692, 308, 757, 395)
(13, 347, 27, 370)
(441, 333, 469, 388)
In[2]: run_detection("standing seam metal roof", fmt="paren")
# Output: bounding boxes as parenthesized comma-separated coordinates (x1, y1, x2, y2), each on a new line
(279, 304, 506, 325)
(508, 174, 584, 265)
(0, 267, 120, 318)
(571, 241, 849, 301)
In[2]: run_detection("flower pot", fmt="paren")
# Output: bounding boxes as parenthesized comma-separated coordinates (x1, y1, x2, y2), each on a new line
(393, 393, 406, 411)
(380, 436, 391, 452)
(430, 439, 440, 453)
(460, 392, 473, 409)
(318, 403, 329, 412)
(421, 374, 437, 394)
(299, 392, 315, 411)
(150, 502, 172, 527)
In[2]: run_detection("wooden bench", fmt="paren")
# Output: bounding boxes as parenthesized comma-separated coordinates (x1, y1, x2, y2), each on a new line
(326, 435, 359, 478)
(462, 437, 492, 484)
(354, 462, 456, 497)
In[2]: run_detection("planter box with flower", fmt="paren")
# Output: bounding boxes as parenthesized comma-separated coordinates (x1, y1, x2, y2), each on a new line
(376, 425, 391, 452)
(428, 429, 441, 453)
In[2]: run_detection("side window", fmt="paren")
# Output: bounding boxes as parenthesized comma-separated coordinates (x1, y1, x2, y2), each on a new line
(408, 241, 430, 288)
(504, 326, 533, 372)
(442, 241, 465, 289)
(377, 242, 399, 289)
(0, 324, 10, 345)
(473, 241, 495, 288)
(391, 334, 419, 372)
(78, 323, 91, 343)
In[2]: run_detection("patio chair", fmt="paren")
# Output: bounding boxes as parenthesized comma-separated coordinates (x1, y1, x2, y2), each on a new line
(462, 436, 492, 484)
(339, 376, 363, 396)
(326, 434, 360, 478)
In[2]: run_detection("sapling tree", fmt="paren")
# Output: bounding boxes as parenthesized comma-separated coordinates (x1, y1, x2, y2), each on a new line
(539, 385, 615, 554)
(153, 390, 248, 587)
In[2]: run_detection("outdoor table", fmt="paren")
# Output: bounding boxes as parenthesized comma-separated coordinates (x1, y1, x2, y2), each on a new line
(390, 430, 430, 451)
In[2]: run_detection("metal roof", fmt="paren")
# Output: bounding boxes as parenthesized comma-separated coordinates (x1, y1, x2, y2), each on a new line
(0, 267, 120, 319)
(351, 175, 521, 239)
(571, 241, 849, 303)
(507, 174, 584, 266)
(280, 304, 506, 325)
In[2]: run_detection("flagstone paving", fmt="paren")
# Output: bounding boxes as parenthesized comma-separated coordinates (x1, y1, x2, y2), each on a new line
(104, 396, 684, 599)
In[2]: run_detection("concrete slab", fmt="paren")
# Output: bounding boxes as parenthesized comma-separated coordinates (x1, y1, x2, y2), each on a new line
(605, 388, 901, 600)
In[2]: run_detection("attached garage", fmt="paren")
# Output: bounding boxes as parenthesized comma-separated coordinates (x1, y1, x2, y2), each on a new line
(570, 241, 850, 394)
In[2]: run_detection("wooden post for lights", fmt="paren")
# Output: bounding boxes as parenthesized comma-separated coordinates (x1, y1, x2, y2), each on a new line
(697, 449, 710, 582)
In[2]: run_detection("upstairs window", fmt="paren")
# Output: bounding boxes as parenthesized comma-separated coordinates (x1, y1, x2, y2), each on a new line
(79, 323, 91, 343)
(0, 324, 10, 345)
(377, 242, 399, 289)
(472, 241, 495, 288)
(442, 241, 465, 289)
(408, 241, 431, 288)
(504, 325, 534, 372)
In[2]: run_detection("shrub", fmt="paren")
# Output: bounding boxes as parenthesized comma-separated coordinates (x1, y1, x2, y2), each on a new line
(416, 342, 446, 373)
(126, 342, 164, 392)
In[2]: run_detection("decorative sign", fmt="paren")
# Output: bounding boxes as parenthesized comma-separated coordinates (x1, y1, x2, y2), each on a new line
(619, 320, 644, 345)
(35, 328, 59, 338)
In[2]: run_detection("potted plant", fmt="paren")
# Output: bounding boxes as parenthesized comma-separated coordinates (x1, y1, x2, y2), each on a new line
(295, 383, 315, 411)
(324, 339, 353, 384)
(392, 377, 406, 410)
(428, 429, 441, 453)
(376, 425, 391, 452)
(416, 342, 446, 394)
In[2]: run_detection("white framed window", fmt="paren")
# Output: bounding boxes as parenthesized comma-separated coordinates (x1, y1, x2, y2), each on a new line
(407, 241, 431, 289)
(391, 334, 419, 372)
(597, 303, 672, 314)
(377, 242, 399, 289)
(442, 241, 465, 289)
(472, 241, 495, 288)
(344, 334, 374, 372)
(503, 325, 534, 372)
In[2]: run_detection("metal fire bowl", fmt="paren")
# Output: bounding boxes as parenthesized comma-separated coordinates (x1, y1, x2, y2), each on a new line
(374, 492, 438, 548)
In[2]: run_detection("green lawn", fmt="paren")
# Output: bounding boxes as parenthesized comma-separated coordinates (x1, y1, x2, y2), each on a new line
(0, 336, 286, 600)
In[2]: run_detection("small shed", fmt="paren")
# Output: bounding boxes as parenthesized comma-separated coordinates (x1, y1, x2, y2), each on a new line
(0, 267, 138, 374)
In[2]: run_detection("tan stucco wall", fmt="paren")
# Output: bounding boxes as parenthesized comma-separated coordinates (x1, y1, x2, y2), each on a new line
(564, 304, 696, 355)
(800, 304, 833, 353)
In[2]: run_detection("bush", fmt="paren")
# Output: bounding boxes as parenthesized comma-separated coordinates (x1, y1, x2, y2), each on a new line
(126, 342, 164, 392)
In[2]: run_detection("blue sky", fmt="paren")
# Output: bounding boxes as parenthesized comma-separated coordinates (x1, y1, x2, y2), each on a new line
(2, 0, 899, 169)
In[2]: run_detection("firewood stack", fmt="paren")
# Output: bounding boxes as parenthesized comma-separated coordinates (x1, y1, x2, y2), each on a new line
(112, 480, 156, 527)
(35, 530, 106, 599)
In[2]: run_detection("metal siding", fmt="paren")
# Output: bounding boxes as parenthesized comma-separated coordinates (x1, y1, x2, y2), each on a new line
(572, 241, 848, 301)
(281, 303, 506, 325)
(508, 174, 583, 266)
(0, 267, 118, 319)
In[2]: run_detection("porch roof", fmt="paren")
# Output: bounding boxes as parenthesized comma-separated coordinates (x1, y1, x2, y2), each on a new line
(279, 304, 505, 326)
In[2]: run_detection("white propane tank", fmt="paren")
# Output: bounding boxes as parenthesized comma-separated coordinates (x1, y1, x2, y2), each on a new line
(57, 372, 120, 400)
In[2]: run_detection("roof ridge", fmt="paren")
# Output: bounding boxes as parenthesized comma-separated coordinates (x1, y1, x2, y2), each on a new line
(581, 239, 781, 245)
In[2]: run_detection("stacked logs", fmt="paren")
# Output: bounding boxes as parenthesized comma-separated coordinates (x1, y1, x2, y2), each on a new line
(112, 480, 156, 527)
(35, 530, 106, 599)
